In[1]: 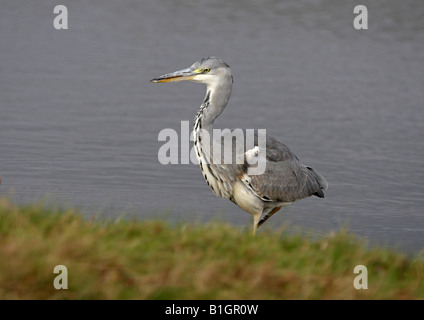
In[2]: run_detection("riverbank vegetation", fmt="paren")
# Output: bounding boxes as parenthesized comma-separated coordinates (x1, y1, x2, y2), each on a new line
(0, 197, 423, 299)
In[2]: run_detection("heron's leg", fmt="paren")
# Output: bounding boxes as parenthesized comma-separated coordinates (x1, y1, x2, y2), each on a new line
(257, 207, 282, 229)
(251, 213, 261, 235)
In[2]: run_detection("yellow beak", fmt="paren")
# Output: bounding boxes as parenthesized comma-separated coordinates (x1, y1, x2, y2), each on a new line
(150, 67, 196, 83)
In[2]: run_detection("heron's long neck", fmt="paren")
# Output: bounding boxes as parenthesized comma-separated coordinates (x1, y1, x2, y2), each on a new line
(193, 82, 233, 198)
(193, 82, 232, 133)
(193, 82, 231, 170)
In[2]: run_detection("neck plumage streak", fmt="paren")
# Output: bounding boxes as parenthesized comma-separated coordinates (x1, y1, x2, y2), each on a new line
(193, 93, 231, 200)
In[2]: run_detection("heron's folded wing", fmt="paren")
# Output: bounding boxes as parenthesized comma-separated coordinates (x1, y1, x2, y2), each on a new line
(246, 136, 327, 202)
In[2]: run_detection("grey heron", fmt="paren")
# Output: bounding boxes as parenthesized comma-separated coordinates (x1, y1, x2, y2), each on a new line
(150, 57, 328, 234)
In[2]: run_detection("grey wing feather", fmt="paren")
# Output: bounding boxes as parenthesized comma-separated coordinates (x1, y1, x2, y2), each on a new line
(246, 135, 328, 203)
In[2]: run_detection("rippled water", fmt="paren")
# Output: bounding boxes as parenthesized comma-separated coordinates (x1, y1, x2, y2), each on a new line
(1, 0, 423, 252)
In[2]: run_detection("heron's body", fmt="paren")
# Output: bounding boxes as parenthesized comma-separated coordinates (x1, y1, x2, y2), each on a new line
(151, 57, 328, 234)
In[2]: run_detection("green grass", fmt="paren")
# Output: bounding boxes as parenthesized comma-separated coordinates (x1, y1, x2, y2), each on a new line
(0, 197, 423, 299)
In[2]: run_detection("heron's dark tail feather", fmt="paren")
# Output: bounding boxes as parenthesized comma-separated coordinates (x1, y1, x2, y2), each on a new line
(306, 166, 328, 198)
(313, 189, 325, 198)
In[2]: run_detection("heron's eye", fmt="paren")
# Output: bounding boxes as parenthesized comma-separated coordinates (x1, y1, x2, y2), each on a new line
(203, 68, 210, 73)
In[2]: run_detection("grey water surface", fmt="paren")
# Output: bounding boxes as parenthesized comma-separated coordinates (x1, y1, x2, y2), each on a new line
(1, 1, 423, 252)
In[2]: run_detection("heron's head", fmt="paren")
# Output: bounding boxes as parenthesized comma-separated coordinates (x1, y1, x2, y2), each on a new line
(150, 57, 232, 89)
